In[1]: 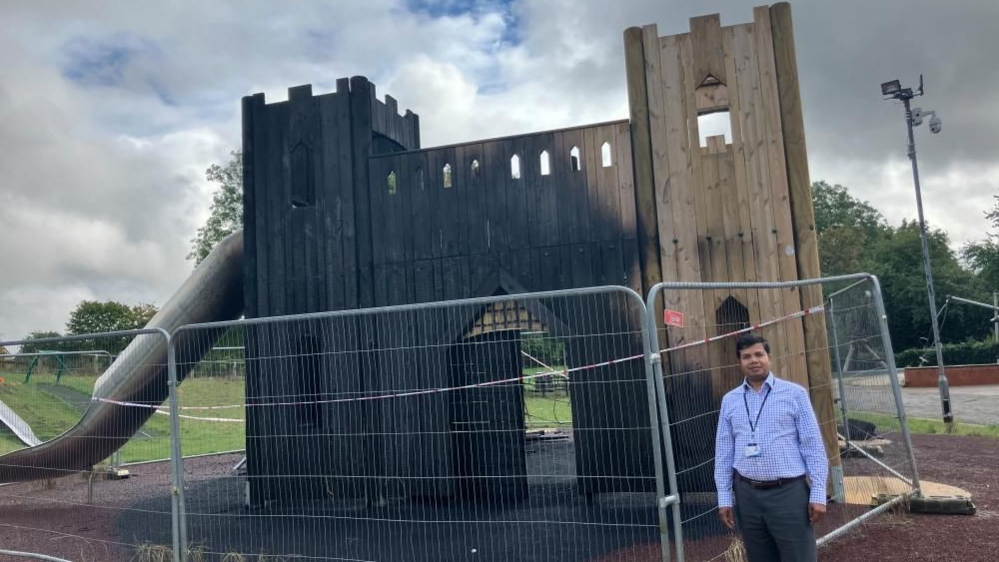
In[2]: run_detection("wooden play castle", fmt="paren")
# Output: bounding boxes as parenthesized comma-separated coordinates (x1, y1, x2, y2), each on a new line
(239, 3, 838, 504)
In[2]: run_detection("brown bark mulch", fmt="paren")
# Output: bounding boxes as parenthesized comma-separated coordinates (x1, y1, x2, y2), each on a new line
(0, 434, 995, 561)
(818, 433, 999, 562)
(592, 433, 999, 562)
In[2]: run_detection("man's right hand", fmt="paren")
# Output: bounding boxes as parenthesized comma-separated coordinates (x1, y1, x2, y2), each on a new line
(719, 507, 735, 529)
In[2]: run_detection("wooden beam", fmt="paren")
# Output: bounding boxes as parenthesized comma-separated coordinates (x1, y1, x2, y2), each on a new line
(335, 78, 358, 309)
(695, 84, 730, 113)
(264, 101, 289, 317)
(641, 24, 677, 363)
(689, 14, 726, 86)
(596, 125, 621, 242)
(770, 0, 842, 475)
(661, 32, 708, 374)
(288, 84, 315, 315)
(754, 6, 809, 383)
(717, 144, 750, 396)
(702, 146, 732, 402)
(731, 23, 787, 367)
(349, 76, 375, 308)
(615, 122, 638, 241)
(705, 134, 727, 155)
(722, 27, 761, 325)
(241, 93, 264, 319)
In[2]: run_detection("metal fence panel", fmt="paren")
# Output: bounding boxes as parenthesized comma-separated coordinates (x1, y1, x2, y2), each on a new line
(646, 275, 920, 561)
(170, 287, 672, 562)
(904, 292, 999, 428)
(0, 329, 178, 562)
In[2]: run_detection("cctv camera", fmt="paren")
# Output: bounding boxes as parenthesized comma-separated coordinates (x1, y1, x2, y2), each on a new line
(929, 115, 942, 134)
(911, 107, 924, 120)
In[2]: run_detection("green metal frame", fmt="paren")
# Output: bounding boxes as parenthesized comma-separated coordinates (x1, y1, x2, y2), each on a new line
(23, 352, 71, 384)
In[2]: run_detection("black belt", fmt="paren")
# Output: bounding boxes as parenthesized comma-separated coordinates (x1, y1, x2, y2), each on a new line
(735, 472, 806, 490)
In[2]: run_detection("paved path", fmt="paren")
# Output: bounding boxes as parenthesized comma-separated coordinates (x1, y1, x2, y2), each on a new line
(901, 385, 999, 426)
(36, 383, 91, 413)
(838, 374, 997, 426)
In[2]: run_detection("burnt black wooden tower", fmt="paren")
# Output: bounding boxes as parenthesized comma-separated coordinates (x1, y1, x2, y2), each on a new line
(242, 77, 649, 505)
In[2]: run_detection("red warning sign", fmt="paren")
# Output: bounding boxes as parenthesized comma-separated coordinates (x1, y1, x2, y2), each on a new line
(664, 309, 685, 328)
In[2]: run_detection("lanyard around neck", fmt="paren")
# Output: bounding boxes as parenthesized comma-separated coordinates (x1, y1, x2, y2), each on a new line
(743, 384, 771, 436)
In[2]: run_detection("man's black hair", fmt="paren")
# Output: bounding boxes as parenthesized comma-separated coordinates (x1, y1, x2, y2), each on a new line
(735, 334, 770, 357)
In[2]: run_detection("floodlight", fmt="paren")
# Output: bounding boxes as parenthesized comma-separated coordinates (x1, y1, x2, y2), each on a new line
(881, 80, 902, 97)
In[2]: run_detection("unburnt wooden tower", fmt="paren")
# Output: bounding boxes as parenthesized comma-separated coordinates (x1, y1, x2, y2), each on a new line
(624, 3, 838, 477)
(240, 2, 839, 505)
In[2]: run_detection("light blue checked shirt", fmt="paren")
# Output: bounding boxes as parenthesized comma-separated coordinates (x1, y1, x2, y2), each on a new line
(714, 372, 828, 507)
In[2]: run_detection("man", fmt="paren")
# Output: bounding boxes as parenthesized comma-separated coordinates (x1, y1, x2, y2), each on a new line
(714, 334, 828, 562)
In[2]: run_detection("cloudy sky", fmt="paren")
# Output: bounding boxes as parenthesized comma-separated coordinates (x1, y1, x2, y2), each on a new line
(0, 0, 996, 342)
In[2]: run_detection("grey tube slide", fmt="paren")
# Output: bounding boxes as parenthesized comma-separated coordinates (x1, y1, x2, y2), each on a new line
(0, 401, 42, 447)
(0, 231, 244, 483)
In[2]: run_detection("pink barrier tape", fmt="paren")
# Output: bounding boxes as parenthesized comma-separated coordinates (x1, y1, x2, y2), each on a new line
(91, 353, 642, 413)
(92, 303, 822, 420)
(520, 350, 569, 380)
(94, 398, 245, 422)
(151, 410, 245, 423)
(659, 305, 825, 355)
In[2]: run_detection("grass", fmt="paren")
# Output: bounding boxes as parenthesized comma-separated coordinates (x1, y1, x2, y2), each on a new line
(522, 365, 573, 429)
(0, 430, 23, 453)
(4, 363, 994, 468)
(0, 375, 83, 440)
(6, 365, 993, 472)
(848, 410, 999, 438)
(0, 367, 576, 464)
(524, 393, 573, 428)
(115, 375, 246, 463)
(134, 543, 173, 562)
(0, 371, 246, 463)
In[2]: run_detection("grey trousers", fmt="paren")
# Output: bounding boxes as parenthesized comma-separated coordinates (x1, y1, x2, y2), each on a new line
(733, 476, 817, 562)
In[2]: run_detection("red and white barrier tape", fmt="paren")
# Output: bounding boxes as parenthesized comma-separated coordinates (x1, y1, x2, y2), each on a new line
(93, 303, 823, 421)
(659, 304, 825, 355)
(520, 350, 569, 380)
(154, 410, 245, 423)
(91, 353, 641, 414)
(95, 397, 245, 422)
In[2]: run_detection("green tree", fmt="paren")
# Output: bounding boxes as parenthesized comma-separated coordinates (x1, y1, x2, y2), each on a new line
(131, 302, 159, 327)
(811, 181, 890, 276)
(812, 181, 888, 238)
(188, 151, 243, 265)
(963, 239, 999, 285)
(66, 301, 140, 336)
(18, 331, 67, 354)
(962, 195, 999, 286)
(867, 220, 986, 349)
(65, 300, 160, 354)
(809, 181, 988, 350)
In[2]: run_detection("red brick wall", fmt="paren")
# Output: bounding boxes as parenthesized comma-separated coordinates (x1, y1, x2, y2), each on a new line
(904, 364, 999, 387)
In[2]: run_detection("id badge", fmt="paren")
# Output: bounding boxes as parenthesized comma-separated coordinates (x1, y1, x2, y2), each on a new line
(744, 443, 761, 457)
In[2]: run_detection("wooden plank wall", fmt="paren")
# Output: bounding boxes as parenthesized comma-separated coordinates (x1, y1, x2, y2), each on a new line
(365, 122, 646, 494)
(247, 93, 644, 497)
(769, 1, 841, 479)
(629, 4, 840, 485)
(370, 87, 420, 150)
(365, 121, 640, 302)
(243, 80, 370, 502)
(638, 12, 810, 393)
